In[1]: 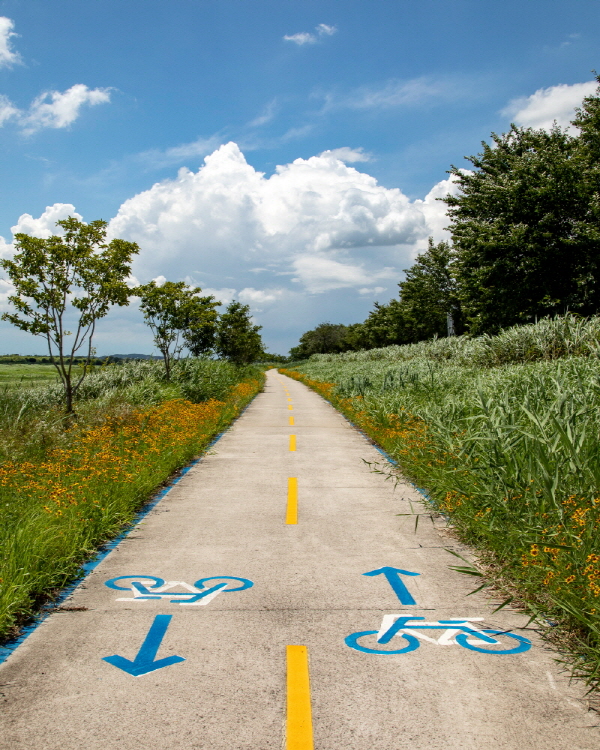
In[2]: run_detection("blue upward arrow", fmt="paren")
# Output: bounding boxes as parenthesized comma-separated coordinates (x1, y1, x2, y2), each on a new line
(363, 567, 420, 605)
(103, 615, 185, 676)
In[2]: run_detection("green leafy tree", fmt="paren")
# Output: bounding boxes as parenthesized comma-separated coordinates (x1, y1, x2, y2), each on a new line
(137, 281, 219, 378)
(289, 322, 353, 359)
(445, 120, 600, 333)
(216, 300, 263, 365)
(0, 217, 139, 414)
(360, 299, 409, 348)
(181, 294, 220, 357)
(398, 239, 461, 341)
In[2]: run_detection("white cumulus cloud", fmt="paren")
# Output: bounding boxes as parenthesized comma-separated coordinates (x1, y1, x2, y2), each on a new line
(319, 147, 371, 163)
(107, 142, 429, 295)
(502, 80, 597, 132)
(0, 277, 15, 312)
(21, 84, 112, 134)
(0, 94, 18, 125)
(291, 255, 395, 293)
(2, 145, 460, 351)
(0, 203, 83, 260)
(284, 23, 337, 45)
(0, 17, 21, 68)
(12, 203, 82, 239)
(316, 24, 337, 36)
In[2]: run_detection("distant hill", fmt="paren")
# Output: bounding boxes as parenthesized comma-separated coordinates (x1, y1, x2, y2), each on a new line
(107, 354, 163, 360)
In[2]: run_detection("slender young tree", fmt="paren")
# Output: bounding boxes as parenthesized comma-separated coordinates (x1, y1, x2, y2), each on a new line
(137, 281, 219, 379)
(0, 217, 139, 414)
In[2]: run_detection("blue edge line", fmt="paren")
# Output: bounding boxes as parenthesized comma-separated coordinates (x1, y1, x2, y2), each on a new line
(0, 397, 257, 666)
(334, 406, 431, 501)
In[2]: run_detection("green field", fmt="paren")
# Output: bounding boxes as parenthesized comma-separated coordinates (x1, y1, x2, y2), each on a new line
(0, 364, 59, 387)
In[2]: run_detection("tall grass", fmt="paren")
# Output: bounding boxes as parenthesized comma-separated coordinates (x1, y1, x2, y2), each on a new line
(311, 313, 600, 368)
(0, 359, 264, 641)
(283, 317, 600, 685)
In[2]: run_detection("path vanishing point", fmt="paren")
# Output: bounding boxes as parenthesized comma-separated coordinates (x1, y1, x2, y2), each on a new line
(1, 369, 599, 749)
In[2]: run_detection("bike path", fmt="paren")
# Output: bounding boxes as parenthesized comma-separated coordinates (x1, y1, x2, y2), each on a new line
(0, 369, 598, 748)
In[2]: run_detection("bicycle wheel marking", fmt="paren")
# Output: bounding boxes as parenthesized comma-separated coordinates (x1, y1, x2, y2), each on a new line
(286, 645, 314, 750)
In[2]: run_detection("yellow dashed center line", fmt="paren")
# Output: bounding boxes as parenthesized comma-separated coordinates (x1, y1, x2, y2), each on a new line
(286, 645, 314, 750)
(286, 478, 298, 524)
(288, 404, 293, 411)
(289, 435, 296, 452)
(289, 416, 294, 426)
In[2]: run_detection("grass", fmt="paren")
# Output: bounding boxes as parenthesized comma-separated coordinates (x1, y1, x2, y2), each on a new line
(0, 359, 264, 642)
(0, 364, 59, 388)
(281, 314, 600, 687)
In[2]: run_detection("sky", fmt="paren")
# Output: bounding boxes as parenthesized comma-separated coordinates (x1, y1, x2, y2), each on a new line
(0, 0, 599, 356)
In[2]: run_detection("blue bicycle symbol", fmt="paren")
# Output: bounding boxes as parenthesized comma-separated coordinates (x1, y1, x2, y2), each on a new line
(104, 575, 253, 605)
(346, 616, 531, 655)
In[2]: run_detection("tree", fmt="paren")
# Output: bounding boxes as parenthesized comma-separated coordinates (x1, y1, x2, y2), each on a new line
(0, 217, 139, 414)
(216, 301, 263, 365)
(360, 299, 409, 348)
(181, 294, 220, 357)
(397, 239, 462, 341)
(137, 281, 220, 378)
(445, 121, 600, 334)
(289, 322, 351, 359)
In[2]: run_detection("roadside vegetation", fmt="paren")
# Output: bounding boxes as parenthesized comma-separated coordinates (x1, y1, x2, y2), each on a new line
(0, 358, 264, 642)
(282, 314, 600, 687)
(0, 209, 271, 645)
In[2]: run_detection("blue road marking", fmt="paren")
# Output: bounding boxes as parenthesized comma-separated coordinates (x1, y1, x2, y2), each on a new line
(194, 576, 254, 591)
(104, 576, 165, 591)
(102, 615, 185, 676)
(363, 567, 420, 605)
(131, 580, 229, 602)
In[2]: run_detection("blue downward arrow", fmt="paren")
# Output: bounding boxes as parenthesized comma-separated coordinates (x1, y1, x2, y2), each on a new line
(363, 566, 420, 605)
(103, 615, 185, 676)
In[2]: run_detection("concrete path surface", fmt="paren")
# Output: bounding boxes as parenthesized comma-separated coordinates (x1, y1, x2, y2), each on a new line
(1, 369, 599, 749)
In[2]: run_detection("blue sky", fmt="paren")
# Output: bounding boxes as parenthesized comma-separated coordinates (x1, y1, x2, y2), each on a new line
(0, 0, 599, 355)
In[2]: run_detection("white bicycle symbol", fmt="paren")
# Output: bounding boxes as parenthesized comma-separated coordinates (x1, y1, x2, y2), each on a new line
(346, 616, 531, 655)
(104, 575, 253, 606)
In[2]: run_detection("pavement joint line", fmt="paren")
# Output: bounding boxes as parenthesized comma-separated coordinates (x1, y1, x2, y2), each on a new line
(286, 645, 314, 750)
(286, 477, 298, 525)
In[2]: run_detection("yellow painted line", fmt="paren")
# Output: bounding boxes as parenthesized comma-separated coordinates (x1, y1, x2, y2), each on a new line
(286, 478, 298, 525)
(287, 397, 292, 402)
(289, 416, 294, 426)
(286, 645, 314, 750)
(288, 405, 293, 411)
(289, 434, 296, 451)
